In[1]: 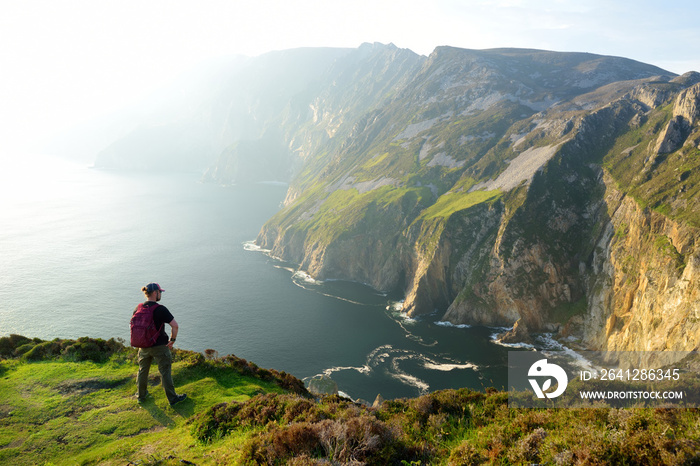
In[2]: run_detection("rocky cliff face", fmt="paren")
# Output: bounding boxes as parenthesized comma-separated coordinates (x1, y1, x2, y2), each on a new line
(582, 81, 700, 354)
(584, 175, 700, 353)
(439, 76, 700, 355)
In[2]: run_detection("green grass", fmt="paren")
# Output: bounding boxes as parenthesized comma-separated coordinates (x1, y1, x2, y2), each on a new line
(0, 336, 299, 466)
(2, 336, 700, 465)
(550, 297, 588, 324)
(603, 102, 700, 228)
(419, 188, 501, 221)
(654, 234, 687, 272)
(290, 184, 432, 247)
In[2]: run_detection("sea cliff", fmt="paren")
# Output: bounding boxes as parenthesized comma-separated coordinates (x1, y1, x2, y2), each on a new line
(92, 44, 700, 355)
(256, 56, 700, 356)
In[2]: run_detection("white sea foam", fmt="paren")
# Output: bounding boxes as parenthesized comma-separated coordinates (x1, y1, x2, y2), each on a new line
(537, 333, 598, 372)
(391, 371, 430, 394)
(391, 356, 430, 394)
(434, 320, 471, 329)
(292, 270, 323, 285)
(489, 326, 536, 349)
(273, 265, 296, 273)
(321, 365, 372, 376)
(367, 345, 394, 363)
(423, 362, 478, 371)
(492, 339, 536, 349)
(386, 301, 416, 325)
(386, 300, 404, 312)
(242, 240, 270, 253)
(383, 303, 441, 347)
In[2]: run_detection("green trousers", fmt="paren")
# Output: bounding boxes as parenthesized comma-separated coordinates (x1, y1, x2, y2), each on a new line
(137, 345, 177, 403)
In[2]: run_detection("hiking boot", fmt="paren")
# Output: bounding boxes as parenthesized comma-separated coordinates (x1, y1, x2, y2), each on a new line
(170, 394, 187, 406)
(136, 392, 151, 403)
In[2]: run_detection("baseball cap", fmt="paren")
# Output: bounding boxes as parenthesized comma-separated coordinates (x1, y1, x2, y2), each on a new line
(145, 283, 165, 293)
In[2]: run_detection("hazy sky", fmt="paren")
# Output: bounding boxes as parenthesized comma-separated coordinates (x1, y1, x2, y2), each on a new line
(1, 0, 699, 154)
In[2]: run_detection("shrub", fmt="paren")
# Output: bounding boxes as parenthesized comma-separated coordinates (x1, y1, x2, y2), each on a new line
(22, 340, 64, 361)
(243, 422, 323, 465)
(216, 354, 309, 395)
(1, 335, 126, 363)
(173, 348, 206, 367)
(190, 402, 245, 443)
(316, 415, 397, 463)
(0, 334, 33, 358)
(61, 337, 124, 363)
(448, 440, 485, 465)
(241, 414, 407, 465)
(15, 342, 38, 357)
(509, 427, 547, 464)
(193, 392, 423, 464)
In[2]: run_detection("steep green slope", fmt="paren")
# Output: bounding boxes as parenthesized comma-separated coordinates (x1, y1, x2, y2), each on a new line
(603, 81, 700, 227)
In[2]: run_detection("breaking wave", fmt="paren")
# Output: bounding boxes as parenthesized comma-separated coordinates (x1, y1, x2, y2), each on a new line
(292, 270, 323, 286)
(434, 320, 471, 329)
(242, 240, 270, 253)
(489, 326, 536, 349)
(536, 333, 598, 372)
(385, 302, 439, 347)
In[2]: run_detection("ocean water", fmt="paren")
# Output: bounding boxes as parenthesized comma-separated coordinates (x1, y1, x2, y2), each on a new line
(0, 154, 516, 401)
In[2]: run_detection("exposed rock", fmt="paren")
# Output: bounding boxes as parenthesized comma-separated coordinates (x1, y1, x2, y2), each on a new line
(675, 83, 700, 124)
(583, 175, 700, 359)
(307, 376, 339, 396)
(469, 143, 565, 193)
(631, 82, 676, 109)
(497, 319, 534, 345)
(655, 116, 691, 154)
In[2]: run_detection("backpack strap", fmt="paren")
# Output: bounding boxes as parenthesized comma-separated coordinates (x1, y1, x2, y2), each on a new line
(147, 302, 165, 333)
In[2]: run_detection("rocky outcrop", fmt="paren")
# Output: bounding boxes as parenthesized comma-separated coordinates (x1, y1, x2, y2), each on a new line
(675, 83, 700, 124)
(584, 174, 700, 353)
(655, 116, 692, 154)
(654, 83, 700, 154)
(497, 319, 535, 345)
(307, 376, 339, 396)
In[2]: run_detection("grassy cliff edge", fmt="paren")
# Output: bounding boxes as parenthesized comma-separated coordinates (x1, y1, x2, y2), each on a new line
(1, 335, 699, 465)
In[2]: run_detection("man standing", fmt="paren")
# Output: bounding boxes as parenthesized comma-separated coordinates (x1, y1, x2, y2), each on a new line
(133, 282, 187, 406)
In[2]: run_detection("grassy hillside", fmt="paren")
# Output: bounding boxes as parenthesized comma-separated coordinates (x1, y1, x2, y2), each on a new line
(603, 101, 700, 228)
(0, 335, 303, 465)
(2, 335, 699, 465)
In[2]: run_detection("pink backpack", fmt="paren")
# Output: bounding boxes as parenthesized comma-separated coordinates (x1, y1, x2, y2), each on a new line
(130, 303, 164, 348)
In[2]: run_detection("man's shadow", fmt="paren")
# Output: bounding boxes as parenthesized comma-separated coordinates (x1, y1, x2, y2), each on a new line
(138, 398, 176, 427)
(138, 396, 195, 426)
(171, 397, 195, 418)
(141, 374, 195, 421)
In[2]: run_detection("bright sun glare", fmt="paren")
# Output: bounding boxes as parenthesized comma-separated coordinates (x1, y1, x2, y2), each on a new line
(0, 0, 698, 157)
